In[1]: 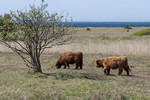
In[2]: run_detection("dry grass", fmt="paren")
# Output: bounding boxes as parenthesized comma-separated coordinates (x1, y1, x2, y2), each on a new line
(44, 27, 150, 55)
(1, 27, 150, 55)
(47, 37, 150, 55)
(0, 27, 150, 100)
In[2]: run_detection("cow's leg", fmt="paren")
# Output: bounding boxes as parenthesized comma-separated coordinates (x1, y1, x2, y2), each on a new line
(65, 62, 70, 69)
(67, 64, 70, 69)
(79, 61, 83, 69)
(123, 67, 129, 76)
(107, 68, 110, 75)
(80, 66, 82, 69)
(63, 65, 66, 69)
(79, 64, 82, 69)
(118, 67, 123, 75)
(75, 63, 78, 69)
(103, 68, 107, 75)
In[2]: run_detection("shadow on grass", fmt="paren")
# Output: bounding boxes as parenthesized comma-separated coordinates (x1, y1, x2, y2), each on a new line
(120, 74, 138, 77)
(105, 74, 116, 76)
(27, 70, 138, 81)
(37, 70, 138, 80)
(40, 72, 105, 81)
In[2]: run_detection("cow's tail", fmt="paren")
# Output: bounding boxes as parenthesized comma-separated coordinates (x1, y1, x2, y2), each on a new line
(126, 58, 131, 72)
(80, 52, 83, 69)
(126, 64, 131, 72)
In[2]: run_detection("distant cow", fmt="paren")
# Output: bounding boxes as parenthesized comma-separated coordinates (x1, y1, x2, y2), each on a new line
(56, 51, 83, 69)
(96, 56, 130, 75)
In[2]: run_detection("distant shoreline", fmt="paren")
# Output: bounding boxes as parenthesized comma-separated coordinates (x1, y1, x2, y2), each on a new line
(69, 22, 150, 27)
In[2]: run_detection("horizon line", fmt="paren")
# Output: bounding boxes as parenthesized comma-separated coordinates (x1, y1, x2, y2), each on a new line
(71, 21, 150, 23)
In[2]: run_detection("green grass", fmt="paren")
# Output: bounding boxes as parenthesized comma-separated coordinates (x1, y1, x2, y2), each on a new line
(0, 53, 150, 100)
(133, 29, 150, 36)
(0, 27, 150, 100)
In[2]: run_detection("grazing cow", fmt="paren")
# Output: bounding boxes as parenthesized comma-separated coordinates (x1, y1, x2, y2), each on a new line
(96, 56, 130, 75)
(56, 51, 83, 69)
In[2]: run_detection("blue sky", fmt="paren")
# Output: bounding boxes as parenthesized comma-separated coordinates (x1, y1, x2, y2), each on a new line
(0, 0, 150, 22)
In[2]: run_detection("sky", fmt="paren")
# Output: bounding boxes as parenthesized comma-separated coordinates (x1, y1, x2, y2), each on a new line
(0, 0, 150, 22)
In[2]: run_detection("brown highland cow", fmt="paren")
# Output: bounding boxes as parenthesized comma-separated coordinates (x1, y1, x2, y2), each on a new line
(96, 56, 130, 75)
(56, 51, 83, 69)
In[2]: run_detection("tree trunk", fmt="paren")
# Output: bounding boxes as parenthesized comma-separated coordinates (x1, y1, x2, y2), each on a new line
(30, 54, 42, 73)
(33, 62, 42, 73)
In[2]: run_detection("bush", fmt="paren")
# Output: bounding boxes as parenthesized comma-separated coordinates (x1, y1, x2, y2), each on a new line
(86, 27, 91, 31)
(124, 24, 132, 32)
(133, 29, 150, 36)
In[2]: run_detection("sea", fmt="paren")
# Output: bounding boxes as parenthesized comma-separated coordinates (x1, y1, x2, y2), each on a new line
(70, 22, 150, 27)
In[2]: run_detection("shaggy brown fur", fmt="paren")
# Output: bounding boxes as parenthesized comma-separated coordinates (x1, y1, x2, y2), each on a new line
(96, 56, 130, 75)
(56, 51, 83, 69)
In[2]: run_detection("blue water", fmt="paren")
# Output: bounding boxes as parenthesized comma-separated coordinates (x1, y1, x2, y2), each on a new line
(70, 22, 150, 27)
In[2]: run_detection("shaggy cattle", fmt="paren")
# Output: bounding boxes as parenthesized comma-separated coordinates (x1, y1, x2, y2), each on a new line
(96, 56, 130, 75)
(56, 51, 83, 69)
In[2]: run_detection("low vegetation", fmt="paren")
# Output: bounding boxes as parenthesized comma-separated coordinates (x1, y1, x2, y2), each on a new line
(86, 27, 91, 31)
(124, 24, 132, 32)
(0, 27, 150, 99)
(133, 29, 150, 36)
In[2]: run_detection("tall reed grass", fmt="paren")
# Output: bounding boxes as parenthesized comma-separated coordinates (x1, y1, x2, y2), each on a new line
(46, 27, 150, 55)
(44, 38, 150, 55)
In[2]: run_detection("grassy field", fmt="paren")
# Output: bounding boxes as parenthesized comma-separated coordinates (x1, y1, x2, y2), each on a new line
(0, 27, 150, 100)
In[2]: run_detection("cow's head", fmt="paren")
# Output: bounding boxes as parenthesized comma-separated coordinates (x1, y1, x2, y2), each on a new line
(55, 61, 62, 69)
(96, 59, 103, 68)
